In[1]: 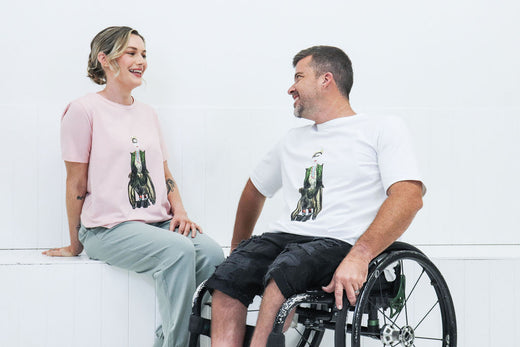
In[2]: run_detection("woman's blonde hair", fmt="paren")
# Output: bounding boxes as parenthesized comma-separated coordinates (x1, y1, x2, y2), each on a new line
(87, 26, 145, 85)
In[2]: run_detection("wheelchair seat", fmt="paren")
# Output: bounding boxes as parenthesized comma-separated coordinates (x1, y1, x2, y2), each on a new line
(189, 241, 457, 347)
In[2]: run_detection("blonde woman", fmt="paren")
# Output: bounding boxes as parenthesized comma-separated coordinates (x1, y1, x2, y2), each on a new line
(44, 26, 224, 347)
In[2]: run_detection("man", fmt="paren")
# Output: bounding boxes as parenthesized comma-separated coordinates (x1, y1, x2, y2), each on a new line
(206, 46, 425, 346)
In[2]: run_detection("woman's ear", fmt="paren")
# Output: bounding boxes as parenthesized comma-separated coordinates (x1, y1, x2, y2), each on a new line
(97, 52, 109, 69)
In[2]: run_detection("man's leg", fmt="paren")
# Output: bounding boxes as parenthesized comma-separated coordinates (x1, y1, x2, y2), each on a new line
(211, 290, 248, 347)
(251, 237, 353, 345)
(250, 280, 286, 347)
(206, 233, 300, 346)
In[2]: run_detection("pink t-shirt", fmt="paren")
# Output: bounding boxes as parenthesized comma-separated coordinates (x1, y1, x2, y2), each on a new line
(61, 93, 173, 228)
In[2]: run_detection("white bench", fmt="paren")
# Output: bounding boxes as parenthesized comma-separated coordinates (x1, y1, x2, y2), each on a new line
(2, 247, 520, 346)
(0, 250, 157, 347)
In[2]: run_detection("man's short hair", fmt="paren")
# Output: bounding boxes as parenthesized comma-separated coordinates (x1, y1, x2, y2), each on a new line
(293, 46, 353, 99)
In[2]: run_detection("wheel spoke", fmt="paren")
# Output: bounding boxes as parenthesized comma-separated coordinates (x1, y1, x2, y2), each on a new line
(414, 335, 445, 342)
(413, 299, 439, 331)
(372, 301, 402, 330)
(294, 327, 311, 346)
(392, 267, 426, 322)
(401, 261, 409, 327)
(294, 327, 320, 347)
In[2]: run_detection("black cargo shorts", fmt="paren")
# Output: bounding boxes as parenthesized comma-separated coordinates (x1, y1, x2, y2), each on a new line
(205, 232, 352, 307)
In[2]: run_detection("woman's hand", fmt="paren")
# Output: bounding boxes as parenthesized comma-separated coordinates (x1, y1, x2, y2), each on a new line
(42, 244, 83, 257)
(169, 211, 203, 238)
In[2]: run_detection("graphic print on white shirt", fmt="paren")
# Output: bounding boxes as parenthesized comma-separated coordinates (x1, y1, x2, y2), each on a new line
(290, 151, 324, 222)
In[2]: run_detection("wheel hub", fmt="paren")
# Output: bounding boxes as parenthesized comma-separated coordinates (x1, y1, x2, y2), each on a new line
(380, 324, 415, 346)
(400, 326, 415, 346)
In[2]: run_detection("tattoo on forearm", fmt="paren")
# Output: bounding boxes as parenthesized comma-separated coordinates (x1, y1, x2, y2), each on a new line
(76, 195, 85, 200)
(166, 179, 175, 194)
(75, 224, 81, 231)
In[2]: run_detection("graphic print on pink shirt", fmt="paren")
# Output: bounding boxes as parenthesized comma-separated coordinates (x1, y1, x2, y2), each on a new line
(128, 137, 156, 209)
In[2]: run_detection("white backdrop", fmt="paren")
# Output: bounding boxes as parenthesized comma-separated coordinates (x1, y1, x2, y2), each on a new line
(1, 0, 519, 249)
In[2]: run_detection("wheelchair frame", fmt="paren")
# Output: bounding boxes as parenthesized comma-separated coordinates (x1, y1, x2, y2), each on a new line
(189, 242, 457, 347)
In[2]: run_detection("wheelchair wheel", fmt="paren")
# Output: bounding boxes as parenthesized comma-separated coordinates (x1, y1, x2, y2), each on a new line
(350, 250, 456, 347)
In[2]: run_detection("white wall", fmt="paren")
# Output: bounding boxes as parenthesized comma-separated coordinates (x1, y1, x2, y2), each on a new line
(1, 0, 518, 249)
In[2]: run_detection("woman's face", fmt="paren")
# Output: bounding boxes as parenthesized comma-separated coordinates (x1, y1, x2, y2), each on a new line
(108, 34, 147, 90)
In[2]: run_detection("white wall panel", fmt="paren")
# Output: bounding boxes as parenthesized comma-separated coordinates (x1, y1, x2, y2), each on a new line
(74, 264, 103, 347)
(18, 265, 54, 346)
(0, 266, 19, 347)
(100, 266, 130, 347)
(37, 105, 66, 248)
(203, 110, 246, 242)
(178, 109, 207, 227)
(8, 106, 39, 248)
(463, 260, 489, 346)
(44, 265, 76, 347)
(488, 260, 517, 347)
(0, 106, 17, 249)
(128, 274, 156, 347)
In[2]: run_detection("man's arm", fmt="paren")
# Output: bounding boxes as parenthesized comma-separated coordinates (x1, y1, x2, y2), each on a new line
(323, 180, 424, 308)
(230, 179, 267, 252)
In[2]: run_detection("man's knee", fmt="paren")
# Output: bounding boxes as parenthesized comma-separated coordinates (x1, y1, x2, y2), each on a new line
(262, 279, 284, 299)
(213, 289, 236, 302)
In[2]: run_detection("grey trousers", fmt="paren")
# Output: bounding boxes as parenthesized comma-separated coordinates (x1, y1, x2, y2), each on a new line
(79, 220, 224, 347)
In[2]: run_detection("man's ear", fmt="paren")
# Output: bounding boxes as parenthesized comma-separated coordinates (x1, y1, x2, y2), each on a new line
(322, 72, 334, 88)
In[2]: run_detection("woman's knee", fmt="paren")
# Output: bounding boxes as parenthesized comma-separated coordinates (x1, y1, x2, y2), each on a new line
(160, 235, 197, 267)
(196, 235, 225, 266)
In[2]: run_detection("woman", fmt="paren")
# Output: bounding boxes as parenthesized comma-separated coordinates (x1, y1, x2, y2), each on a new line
(43, 26, 224, 347)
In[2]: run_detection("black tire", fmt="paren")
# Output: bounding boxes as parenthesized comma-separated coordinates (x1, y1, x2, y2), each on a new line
(350, 250, 457, 347)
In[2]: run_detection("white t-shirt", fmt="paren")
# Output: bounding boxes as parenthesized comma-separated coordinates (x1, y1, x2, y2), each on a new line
(250, 114, 425, 245)
(61, 93, 172, 228)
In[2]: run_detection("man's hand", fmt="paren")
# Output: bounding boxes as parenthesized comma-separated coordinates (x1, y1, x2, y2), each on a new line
(322, 252, 369, 308)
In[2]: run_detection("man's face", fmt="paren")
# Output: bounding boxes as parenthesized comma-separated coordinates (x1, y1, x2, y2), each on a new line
(288, 56, 321, 120)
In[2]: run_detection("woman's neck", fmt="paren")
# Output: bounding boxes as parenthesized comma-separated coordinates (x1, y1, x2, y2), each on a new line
(98, 85, 134, 105)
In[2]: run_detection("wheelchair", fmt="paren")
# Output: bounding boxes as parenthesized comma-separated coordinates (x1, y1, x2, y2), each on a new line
(189, 241, 457, 346)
